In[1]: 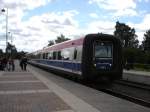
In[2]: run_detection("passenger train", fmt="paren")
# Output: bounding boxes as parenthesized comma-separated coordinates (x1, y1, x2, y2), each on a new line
(27, 33, 123, 81)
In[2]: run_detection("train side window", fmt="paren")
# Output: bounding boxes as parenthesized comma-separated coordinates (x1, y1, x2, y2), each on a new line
(39, 53, 42, 59)
(53, 51, 57, 60)
(42, 53, 45, 59)
(46, 53, 48, 59)
(35, 54, 37, 59)
(57, 51, 62, 60)
(48, 52, 53, 59)
(43, 53, 47, 59)
(76, 46, 82, 61)
(73, 49, 77, 60)
(62, 49, 70, 60)
(38, 54, 41, 59)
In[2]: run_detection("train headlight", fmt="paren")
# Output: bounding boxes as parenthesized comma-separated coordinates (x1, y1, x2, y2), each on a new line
(94, 64, 96, 67)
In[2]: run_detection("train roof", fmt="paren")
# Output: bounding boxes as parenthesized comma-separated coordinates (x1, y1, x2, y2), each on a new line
(42, 36, 85, 52)
(29, 33, 118, 54)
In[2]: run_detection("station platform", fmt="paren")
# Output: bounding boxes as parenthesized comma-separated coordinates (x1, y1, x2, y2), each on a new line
(0, 60, 150, 112)
(123, 70, 150, 85)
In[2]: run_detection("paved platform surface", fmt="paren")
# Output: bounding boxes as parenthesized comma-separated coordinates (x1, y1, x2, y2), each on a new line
(0, 60, 150, 112)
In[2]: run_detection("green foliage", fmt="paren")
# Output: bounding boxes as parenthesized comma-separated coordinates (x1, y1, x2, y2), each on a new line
(145, 51, 150, 64)
(48, 40, 54, 46)
(134, 63, 150, 70)
(0, 49, 3, 55)
(123, 47, 150, 70)
(123, 48, 136, 60)
(142, 29, 150, 52)
(0, 49, 4, 58)
(0, 43, 23, 59)
(114, 21, 139, 48)
(55, 34, 70, 44)
(124, 48, 150, 63)
(123, 48, 136, 66)
(15, 51, 27, 59)
(47, 34, 70, 46)
(6, 42, 17, 58)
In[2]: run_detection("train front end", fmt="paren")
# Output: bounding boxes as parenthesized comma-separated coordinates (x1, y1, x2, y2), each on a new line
(82, 34, 123, 81)
(93, 41, 113, 70)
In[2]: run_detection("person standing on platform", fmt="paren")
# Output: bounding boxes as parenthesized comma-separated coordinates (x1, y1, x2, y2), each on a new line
(20, 58, 23, 70)
(2, 57, 8, 71)
(0, 58, 3, 71)
(20, 56, 28, 71)
(7, 58, 15, 71)
(23, 56, 28, 71)
(11, 59, 15, 71)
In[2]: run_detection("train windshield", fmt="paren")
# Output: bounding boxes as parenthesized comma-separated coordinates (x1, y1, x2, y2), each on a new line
(94, 42, 113, 58)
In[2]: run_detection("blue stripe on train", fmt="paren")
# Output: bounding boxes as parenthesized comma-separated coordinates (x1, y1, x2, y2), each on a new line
(33, 59, 81, 72)
(95, 58, 112, 70)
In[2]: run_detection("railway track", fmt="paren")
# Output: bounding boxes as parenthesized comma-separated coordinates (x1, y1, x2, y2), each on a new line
(84, 79, 150, 108)
(44, 70, 150, 108)
(29, 65, 150, 108)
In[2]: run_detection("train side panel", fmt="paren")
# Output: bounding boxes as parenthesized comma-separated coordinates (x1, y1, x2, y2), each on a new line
(29, 38, 84, 76)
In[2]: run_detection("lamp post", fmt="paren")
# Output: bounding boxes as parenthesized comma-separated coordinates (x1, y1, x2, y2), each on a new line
(6, 32, 12, 59)
(8, 32, 13, 44)
(1, 8, 8, 54)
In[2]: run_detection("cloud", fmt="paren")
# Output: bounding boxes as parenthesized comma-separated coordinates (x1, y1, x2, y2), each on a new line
(113, 8, 137, 17)
(9, 29, 22, 34)
(0, 0, 53, 10)
(88, 20, 115, 33)
(127, 14, 150, 42)
(89, 13, 99, 18)
(0, 0, 79, 52)
(0, 34, 6, 40)
(89, 0, 137, 17)
(63, 18, 74, 26)
(27, 26, 40, 31)
(41, 11, 79, 26)
(42, 19, 60, 24)
(89, 0, 136, 10)
(128, 14, 150, 31)
(13, 10, 79, 52)
(138, 0, 150, 2)
(136, 14, 150, 31)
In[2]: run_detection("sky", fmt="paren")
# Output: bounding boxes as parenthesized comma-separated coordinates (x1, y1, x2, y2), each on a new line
(0, 0, 150, 52)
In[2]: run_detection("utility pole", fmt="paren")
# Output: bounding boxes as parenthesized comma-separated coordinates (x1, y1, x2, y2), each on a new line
(8, 32, 13, 44)
(1, 8, 8, 55)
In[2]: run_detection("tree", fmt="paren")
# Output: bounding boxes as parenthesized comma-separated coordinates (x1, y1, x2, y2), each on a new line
(55, 34, 70, 44)
(16, 51, 27, 59)
(48, 40, 54, 46)
(0, 49, 3, 57)
(6, 42, 17, 58)
(142, 29, 150, 52)
(114, 21, 139, 48)
(114, 21, 140, 68)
